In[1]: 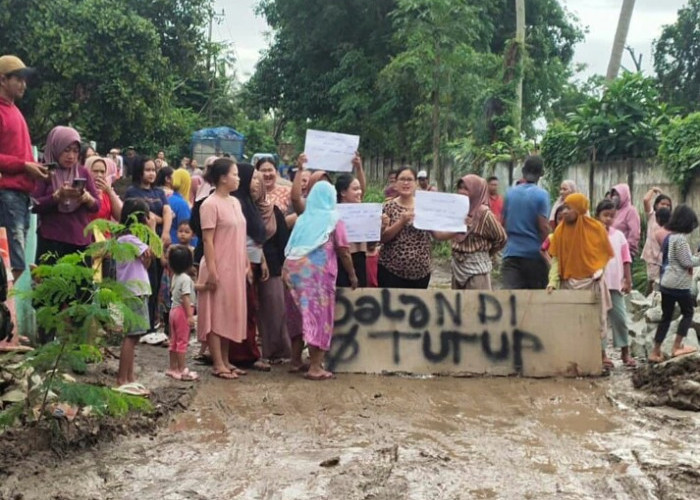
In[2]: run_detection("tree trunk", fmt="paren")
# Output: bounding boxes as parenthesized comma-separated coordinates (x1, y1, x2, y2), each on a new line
(514, 0, 525, 133)
(433, 51, 443, 192)
(606, 0, 636, 81)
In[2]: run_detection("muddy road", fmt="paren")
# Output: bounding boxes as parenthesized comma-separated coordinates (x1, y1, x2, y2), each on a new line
(3, 362, 699, 500)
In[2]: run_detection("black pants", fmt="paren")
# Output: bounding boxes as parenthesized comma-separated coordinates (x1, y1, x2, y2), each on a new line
(147, 258, 163, 331)
(501, 256, 548, 290)
(378, 264, 430, 289)
(337, 252, 367, 288)
(655, 289, 694, 344)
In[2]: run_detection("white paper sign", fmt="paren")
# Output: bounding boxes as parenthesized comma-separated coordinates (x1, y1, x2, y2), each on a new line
(413, 191, 470, 233)
(304, 129, 360, 172)
(336, 203, 382, 243)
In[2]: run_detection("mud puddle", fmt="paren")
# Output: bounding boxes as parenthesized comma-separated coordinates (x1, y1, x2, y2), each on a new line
(3, 368, 699, 500)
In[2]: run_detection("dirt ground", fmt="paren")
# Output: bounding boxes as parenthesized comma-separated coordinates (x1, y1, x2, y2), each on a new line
(1, 262, 699, 500)
(1, 343, 699, 500)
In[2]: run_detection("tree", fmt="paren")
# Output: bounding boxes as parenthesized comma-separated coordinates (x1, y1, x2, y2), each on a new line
(654, 0, 700, 112)
(0, 0, 221, 154)
(607, 0, 636, 81)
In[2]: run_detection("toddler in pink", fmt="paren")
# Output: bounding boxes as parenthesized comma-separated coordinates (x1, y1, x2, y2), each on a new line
(166, 245, 200, 381)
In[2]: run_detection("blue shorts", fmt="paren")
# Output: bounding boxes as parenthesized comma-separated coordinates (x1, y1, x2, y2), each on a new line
(0, 190, 30, 272)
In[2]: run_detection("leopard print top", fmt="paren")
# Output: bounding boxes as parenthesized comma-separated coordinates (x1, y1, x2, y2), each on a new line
(379, 198, 432, 280)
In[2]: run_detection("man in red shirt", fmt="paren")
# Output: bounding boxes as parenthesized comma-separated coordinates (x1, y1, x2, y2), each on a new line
(0, 55, 48, 281)
(487, 175, 504, 223)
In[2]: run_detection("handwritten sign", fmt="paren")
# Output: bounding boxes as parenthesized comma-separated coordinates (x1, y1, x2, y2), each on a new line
(304, 129, 360, 172)
(337, 203, 382, 243)
(413, 191, 470, 232)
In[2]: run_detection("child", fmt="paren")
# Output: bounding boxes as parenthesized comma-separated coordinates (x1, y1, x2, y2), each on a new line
(115, 199, 153, 396)
(166, 245, 200, 381)
(641, 188, 673, 294)
(597, 199, 636, 369)
(541, 204, 566, 266)
(547, 194, 614, 361)
(649, 205, 700, 363)
(176, 219, 196, 250)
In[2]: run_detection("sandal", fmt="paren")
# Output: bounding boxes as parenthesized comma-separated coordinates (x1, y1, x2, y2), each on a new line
(288, 362, 310, 373)
(672, 345, 697, 358)
(304, 371, 335, 381)
(165, 370, 183, 380)
(252, 360, 271, 372)
(647, 354, 665, 364)
(113, 382, 150, 396)
(602, 358, 614, 369)
(181, 368, 199, 381)
(622, 357, 637, 368)
(212, 369, 238, 380)
(227, 365, 247, 376)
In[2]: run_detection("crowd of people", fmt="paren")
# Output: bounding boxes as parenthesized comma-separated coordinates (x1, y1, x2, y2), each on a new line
(1, 55, 698, 395)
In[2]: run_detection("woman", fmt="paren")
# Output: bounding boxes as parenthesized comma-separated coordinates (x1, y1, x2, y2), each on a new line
(283, 181, 357, 380)
(546, 194, 614, 343)
(256, 157, 291, 213)
(228, 162, 271, 371)
(196, 158, 248, 379)
(449, 175, 507, 290)
(33, 126, 101, 264)
(335, 170, 368, 287)
(252, 169, 292, 363)
(610, 183, 641, 257)
(155, 166, 175, 197)
(378, 166, 435, 289)
(86, 156, 123, 224)
(125, 157, 173, 329)
(641, 187, 673, 293)
(549, 180, 577, 229)
(168, 169, 193, 244)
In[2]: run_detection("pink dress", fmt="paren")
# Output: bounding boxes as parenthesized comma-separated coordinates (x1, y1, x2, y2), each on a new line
(284, 221, 349, 351)
(196, 195, 247, 342)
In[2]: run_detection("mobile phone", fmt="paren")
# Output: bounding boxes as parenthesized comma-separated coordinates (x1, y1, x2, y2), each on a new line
(72, 178, 87, 190)
(43, 162, 58, 171)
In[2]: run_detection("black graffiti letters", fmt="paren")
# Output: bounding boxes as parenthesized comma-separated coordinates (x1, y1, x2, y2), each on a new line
(330, 289, 544, 374)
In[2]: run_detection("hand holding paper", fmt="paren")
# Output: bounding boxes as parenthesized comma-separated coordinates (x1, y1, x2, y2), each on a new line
(413, 191, 470, 233)
(304, 129, 360, 172)
(336, 203, 382, 243)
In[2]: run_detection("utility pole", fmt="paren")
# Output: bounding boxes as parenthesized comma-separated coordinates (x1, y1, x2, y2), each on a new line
(207, 8, 225, 123)
(514, 0, 525, 134)
(607, 0, 636, 81)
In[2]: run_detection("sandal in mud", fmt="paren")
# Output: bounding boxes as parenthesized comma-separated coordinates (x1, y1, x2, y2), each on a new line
(113, 382, 150, 397)
(181, 368, 199, 381)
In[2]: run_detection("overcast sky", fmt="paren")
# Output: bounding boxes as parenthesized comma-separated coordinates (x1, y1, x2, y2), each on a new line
(212, 0, 688, 81)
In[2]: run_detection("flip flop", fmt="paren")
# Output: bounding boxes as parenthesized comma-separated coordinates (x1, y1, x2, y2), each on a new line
(227, 365, 247, 376)
(113, 382, 150, 396)
(288, 363, 310, 373)
(252, 360, 271, 372)
(165, 370, 183, 380)
(181, 368, 199, 381)
(304, 372, 335, 381)
(602, 359, 614, 369)
(647, 354, 665, 364)
(212, 369, 238, 380)
(622, 358, 638, 368)
(671, 345, 697, 358)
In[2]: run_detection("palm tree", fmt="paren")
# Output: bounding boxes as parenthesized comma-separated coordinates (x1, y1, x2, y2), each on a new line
(606, 0, 636, 81)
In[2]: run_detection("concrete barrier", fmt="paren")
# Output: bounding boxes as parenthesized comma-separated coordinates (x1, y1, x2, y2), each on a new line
(328, 288, 603, 377)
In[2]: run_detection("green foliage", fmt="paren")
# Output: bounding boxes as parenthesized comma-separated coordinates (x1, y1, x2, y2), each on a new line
(2, 218, 162, 430)
(450, 126, 535, 178)
(52, 381, 152, 417)
(432, 240, 451, 260)
(251, 0, 584, 161)
(567, 73, 670, 160)
(632, 257, 647, 293)
(0, 0, 217, 152)
(363, 183, 386, 204)
(540, 122, 584, 198)
(654, 0, 700, 113)
(659, 112, 700, 196)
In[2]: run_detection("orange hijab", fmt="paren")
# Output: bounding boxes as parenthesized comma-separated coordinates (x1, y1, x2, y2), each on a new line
(549, 193, 613, 280)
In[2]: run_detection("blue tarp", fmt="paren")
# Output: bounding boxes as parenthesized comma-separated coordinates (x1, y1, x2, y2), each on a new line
(191, 126, 246, 162)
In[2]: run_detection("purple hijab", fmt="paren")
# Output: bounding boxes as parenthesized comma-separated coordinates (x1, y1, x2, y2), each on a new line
(45, 126, 81, 213)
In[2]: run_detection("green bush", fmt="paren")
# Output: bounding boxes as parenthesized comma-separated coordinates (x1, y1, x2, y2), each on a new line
(659, 112, 700, 195)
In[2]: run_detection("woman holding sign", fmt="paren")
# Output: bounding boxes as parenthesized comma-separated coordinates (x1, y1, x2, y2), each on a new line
(283, 181, 357, 380)
(450, 175, 507, 290)
(335, 163, 369, 287)
(378, 166, 435, 289)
